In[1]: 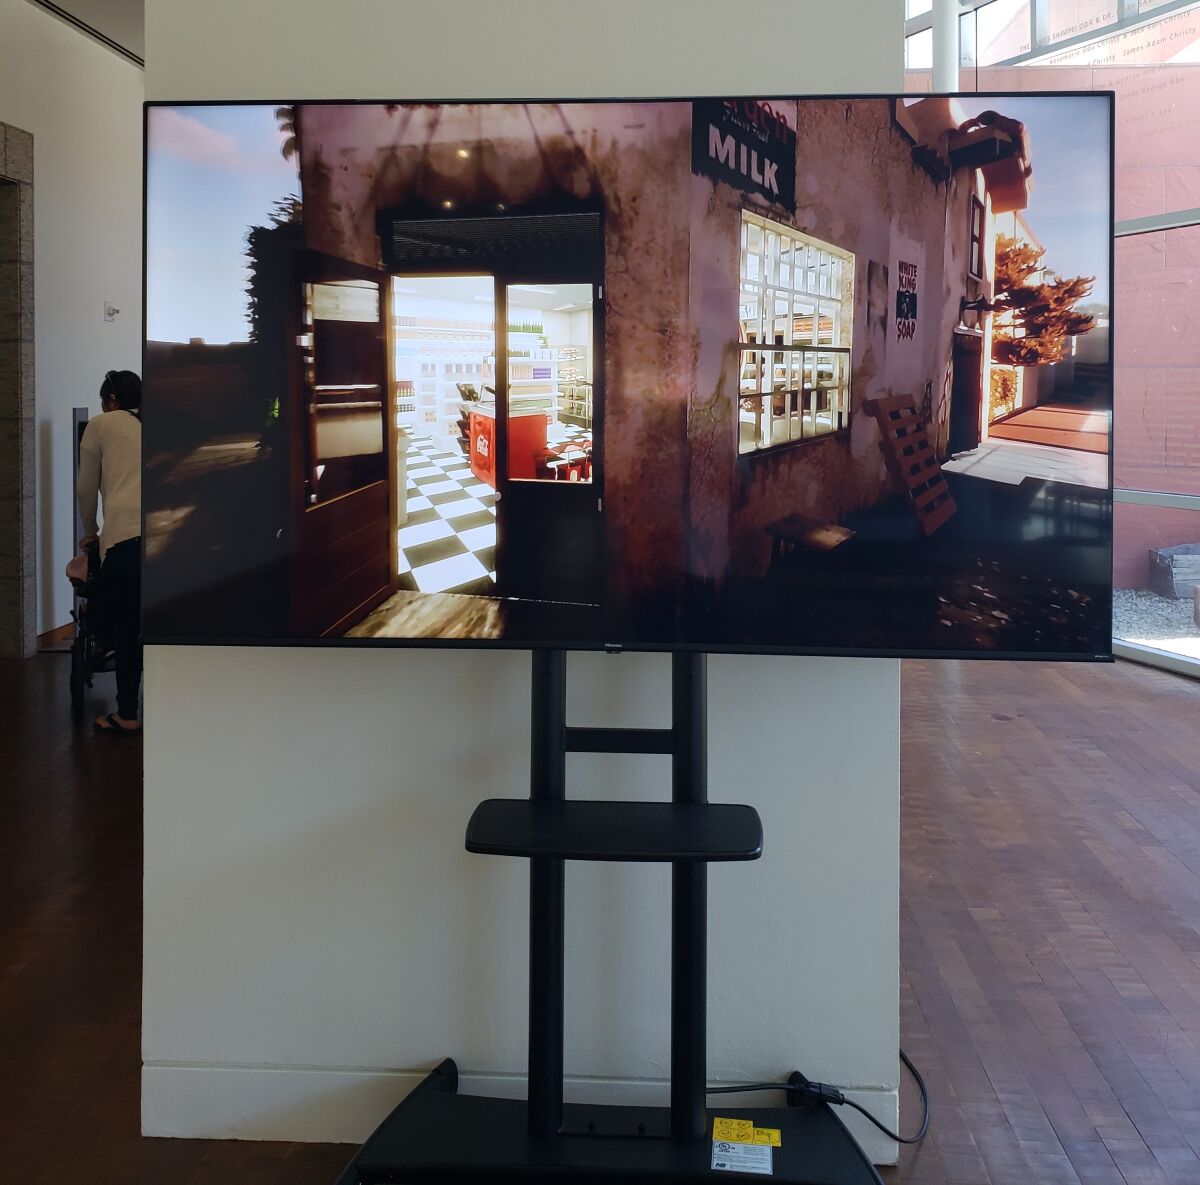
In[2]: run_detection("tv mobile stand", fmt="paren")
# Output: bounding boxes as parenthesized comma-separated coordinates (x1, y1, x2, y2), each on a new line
(336, 650, 884, 1183)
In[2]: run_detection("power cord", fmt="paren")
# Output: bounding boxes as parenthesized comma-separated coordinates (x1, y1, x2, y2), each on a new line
(705, 1047, 930, 1145)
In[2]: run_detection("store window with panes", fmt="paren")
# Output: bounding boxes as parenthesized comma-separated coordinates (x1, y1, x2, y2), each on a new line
(738, 211, 854, 454)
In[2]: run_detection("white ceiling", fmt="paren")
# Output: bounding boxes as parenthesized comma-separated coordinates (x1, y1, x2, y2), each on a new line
(28, 0, 144, 62)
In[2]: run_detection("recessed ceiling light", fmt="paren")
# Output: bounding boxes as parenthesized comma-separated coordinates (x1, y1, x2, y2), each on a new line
(511, 285, 556, 294)
(441, 199, 455, 209)
(455, 148, 471, 159)
(553, 303, 575, 311)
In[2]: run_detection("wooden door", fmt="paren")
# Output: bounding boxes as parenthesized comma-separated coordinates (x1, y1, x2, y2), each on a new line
(495, 279, 603, 607)
(948, 330, 985, 456)
(289, 253, 396, 637)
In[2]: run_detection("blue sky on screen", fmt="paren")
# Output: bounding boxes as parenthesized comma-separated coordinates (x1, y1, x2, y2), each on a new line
(146, 105, 298, 344)
(959, 94, 1112, 306)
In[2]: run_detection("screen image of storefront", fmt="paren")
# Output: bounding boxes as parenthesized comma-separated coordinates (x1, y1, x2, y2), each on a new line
(142, 95, 1113, 655)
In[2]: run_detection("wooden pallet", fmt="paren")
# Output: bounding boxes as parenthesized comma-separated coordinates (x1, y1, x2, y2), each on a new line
(866, 395, 956, 536)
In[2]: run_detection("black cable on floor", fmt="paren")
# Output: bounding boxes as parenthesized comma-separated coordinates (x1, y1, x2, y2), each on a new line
(705, 1046, 931, 1145)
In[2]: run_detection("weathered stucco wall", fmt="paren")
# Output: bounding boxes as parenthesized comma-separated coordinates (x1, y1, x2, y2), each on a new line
(297, 98, 988, 598)
(297, 101, 694, 624)
(690, 99, 977, 578)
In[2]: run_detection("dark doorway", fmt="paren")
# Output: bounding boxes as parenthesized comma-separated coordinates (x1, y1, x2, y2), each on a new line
(948, 329, 984, 455)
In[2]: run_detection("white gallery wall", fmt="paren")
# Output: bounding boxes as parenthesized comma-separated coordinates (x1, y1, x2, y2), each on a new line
(142, 0, 905, 1163)
(0, 0, 143, 633)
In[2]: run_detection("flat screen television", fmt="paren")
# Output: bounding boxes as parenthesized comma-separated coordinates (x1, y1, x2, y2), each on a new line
(143, 93, 1114, 658)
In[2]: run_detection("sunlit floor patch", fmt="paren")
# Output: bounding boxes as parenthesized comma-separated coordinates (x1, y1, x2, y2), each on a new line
(411, 551, 490, 594)
(143, 505, 196, 560)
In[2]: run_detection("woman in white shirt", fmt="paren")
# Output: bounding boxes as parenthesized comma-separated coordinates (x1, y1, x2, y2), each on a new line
(78, 370, 142, 734)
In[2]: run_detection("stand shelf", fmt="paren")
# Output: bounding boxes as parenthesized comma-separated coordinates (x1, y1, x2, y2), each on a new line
(466, 799, 763, 862)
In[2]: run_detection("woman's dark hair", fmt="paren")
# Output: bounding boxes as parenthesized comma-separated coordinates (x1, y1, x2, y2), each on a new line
(101, 369, 142, 412)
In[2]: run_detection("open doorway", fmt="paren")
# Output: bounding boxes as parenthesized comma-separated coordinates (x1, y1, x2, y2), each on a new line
(291, 211, 606, 639)
(391, 274, 499, 597)
(387, 272, 602, 607)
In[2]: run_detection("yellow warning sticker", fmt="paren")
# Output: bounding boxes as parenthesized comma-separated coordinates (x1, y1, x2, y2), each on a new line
(712, 1117, 782, 1148)
(750, 1127, 782, 1146)
(712, 1117, 754, 1139)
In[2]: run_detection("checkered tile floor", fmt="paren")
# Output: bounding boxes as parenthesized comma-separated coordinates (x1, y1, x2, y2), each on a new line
(398, 428, 593, 596)
(398, 437, 497, 595)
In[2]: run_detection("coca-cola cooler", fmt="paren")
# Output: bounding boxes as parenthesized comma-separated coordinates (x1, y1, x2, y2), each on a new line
(469, 406, 549, 486)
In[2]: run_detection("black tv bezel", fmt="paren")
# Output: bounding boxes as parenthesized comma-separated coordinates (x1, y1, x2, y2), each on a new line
(141, 90, 1116, 662)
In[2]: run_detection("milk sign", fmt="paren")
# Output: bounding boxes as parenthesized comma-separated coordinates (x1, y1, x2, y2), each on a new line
(692, 99, 796, 211)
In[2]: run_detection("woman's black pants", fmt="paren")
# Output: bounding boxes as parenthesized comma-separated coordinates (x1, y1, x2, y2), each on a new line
(101, 538, 141, 720)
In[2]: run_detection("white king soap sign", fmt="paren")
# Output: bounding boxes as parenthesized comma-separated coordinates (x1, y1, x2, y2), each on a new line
(692, 99, 797, 211)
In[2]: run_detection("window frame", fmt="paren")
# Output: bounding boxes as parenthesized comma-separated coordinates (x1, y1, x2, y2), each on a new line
(1111, 216, 1200, 679)
(968, 195, 985, 281)
(737, 210, 855, 458)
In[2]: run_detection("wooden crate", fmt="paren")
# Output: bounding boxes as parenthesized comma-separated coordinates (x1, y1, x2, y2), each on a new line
(866, 395, 956, 536)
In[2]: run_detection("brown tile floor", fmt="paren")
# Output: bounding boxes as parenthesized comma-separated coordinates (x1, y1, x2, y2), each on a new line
(2, 654, 1199, 1183)
(884, 659, 1200, 1185)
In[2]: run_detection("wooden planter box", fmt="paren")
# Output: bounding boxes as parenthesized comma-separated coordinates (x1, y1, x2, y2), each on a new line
(1148, 543, 1200, 599)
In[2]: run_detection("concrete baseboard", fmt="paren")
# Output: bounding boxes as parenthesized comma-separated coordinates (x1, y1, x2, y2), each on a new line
(142, 1063, 899, 1165)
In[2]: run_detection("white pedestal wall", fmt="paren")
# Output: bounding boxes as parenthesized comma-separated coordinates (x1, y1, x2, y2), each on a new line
(142, 0, 905, 1162)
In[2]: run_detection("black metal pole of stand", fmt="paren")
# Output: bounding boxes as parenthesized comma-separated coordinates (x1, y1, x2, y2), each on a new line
(528, 649, 567, 1137)
(526, 649, 707, 1144)
(671, 650, 708, 1144)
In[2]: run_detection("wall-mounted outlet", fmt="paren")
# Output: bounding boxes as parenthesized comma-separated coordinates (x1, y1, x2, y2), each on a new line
(104, 301, 119, 322)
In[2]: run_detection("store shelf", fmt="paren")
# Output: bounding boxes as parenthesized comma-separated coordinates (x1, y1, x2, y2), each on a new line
(561, 382, 592, 428)
(465, 799, 763, 862)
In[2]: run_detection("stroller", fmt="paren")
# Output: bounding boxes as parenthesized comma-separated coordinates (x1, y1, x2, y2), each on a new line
(66, 542, 113, 719)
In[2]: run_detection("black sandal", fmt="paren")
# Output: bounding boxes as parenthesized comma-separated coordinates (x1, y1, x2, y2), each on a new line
(95, 713, 142, 736)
